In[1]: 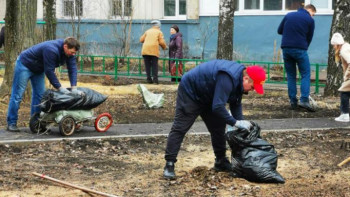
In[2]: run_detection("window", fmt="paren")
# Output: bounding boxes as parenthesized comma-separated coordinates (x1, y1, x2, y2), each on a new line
(235, 0, 239, 11)
(285, 0, 304, 10)
(63, 0, 83, 17)
(311, 0, 328, 9)
(164, 0, 186, 18)
(245, 0, 260, 9)
(264, 0, 282, 10)
(111, 0, 132, 17)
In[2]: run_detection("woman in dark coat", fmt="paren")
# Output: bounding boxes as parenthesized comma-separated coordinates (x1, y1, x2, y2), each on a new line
(169, 25, 183, 81)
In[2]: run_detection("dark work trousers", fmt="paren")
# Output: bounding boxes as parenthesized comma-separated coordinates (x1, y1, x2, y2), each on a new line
(143, 55, 159, 81)
(165, 84, 227, 162)
(340, 92, 350, 114)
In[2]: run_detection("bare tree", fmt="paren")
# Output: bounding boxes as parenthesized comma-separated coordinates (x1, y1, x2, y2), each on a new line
(109, 0, 134, 58)
(67, 0, 82, 42)
(197, 18, 216, 59)
(43, 0, 56, 40)
(0, 0, 37, 97)
(324, 0, 350, 96)
(217, 0, 235, 60)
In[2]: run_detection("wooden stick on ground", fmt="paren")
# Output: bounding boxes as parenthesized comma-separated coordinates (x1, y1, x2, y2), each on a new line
(338, 156, 350, 167)
(32, 172, 118, 197)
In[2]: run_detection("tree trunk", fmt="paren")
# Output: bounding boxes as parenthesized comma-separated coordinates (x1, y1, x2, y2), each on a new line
(0, 0, 37, 98)
(324, 0, 350, 96)
(43, 0, 56, 40)
(216, 0, 235, 60)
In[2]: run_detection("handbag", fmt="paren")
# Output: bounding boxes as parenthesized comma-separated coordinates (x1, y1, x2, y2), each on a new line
(170, 62, 183, 77)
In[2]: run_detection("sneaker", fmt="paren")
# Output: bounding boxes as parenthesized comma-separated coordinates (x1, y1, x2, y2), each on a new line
(214, 157, 232, 172)
(6, 125, 20, 132)
(290, 103, 298, 110)
(335, 114, 350, 122)
(163, 161, 176, 179)
(298, 101, 316, 112)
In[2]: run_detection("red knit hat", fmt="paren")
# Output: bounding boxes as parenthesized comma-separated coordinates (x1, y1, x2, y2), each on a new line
(246, 65, 266, 94)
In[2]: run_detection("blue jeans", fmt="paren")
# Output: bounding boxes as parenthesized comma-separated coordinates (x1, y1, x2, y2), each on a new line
(7, 57, 45, 126)
(282, 48, 310, 104)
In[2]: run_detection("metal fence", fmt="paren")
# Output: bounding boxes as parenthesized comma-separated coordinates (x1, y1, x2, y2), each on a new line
(0, 51, 328, 93)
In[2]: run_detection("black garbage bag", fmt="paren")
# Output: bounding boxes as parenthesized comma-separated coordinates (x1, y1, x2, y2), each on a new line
(39, 87, 108, 113)
(226, 122, 285, 183)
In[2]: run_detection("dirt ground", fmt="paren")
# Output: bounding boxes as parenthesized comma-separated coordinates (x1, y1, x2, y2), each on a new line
(1, 75, 350, 196)
(1, 130, 350, 196)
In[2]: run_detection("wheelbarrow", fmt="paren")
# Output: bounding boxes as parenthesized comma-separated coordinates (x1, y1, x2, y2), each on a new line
(29, 109, 113, 136)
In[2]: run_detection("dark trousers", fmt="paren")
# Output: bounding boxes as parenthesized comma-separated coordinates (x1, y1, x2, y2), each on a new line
(340, 92, 350, 113)
(143, 55, 158, 81)
(164, 84, 227, 162)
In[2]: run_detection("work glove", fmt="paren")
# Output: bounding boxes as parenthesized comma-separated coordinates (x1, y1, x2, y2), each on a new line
(234, 120, 253, 131)
(59, 87, 70, 94)
(71, 87, 84, 96)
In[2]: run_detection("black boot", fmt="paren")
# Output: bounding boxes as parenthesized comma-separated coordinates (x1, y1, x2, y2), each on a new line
(147, 77, 153, 84)
(153, 78, 159, 85)
(214, 157, 232, 172)
(163, 161, 176, 179)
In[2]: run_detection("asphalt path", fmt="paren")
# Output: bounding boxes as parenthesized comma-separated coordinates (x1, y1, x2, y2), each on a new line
(1, 118, 350, 144)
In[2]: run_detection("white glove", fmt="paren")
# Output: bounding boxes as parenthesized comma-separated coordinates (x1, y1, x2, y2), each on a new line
(71, 87, 84, 96)
(59, 87, 70, 94)
(235, 120, 252, 131)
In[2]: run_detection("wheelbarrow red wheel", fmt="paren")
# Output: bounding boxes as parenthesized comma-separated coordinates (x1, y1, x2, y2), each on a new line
(94, 113, 113, 132)
(59, 116, 76, 136)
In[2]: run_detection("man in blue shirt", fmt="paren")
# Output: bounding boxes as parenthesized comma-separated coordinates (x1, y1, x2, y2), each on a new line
(163, 60, 266, 179)
(6, 37, 82, 132)
(278, 4, 316, 112)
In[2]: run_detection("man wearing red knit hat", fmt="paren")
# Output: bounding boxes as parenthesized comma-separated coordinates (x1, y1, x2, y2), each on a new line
(163, 59, 266, 179)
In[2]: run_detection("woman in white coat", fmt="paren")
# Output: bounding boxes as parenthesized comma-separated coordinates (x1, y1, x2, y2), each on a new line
(331, 33, 350, 122)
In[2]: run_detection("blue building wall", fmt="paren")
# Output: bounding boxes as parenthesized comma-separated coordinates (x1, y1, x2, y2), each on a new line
(56, 14, 332, 64)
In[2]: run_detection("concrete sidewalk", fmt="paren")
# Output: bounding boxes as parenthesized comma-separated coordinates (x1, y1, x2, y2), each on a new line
(0, 117, 349, 144)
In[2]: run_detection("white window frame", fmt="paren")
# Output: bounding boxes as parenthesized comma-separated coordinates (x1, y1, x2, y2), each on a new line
(234, 0, 334, 16)
(110, 0, 132, 19)
(62, 0, 83, 18)
(163, 0, 186, 20)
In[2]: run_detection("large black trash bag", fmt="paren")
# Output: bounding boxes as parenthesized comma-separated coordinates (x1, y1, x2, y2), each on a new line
(39, 87, 108, 113)
(226, 122, 285, 183)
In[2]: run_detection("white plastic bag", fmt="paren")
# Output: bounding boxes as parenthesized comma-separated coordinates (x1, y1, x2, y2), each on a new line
(137, 84, 164, 109)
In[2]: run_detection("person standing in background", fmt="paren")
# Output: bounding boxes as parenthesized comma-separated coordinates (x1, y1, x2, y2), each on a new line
(169, 25, 183, 82)
(330, 33, 350, 122)
(277, 4, 316, 112)
(140, 20, 167, 84)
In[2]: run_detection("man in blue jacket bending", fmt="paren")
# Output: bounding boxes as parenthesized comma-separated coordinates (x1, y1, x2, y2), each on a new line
(277, 4, 316, 112)
(163, 60, 266, 179)
(6, 37, 82, 132)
